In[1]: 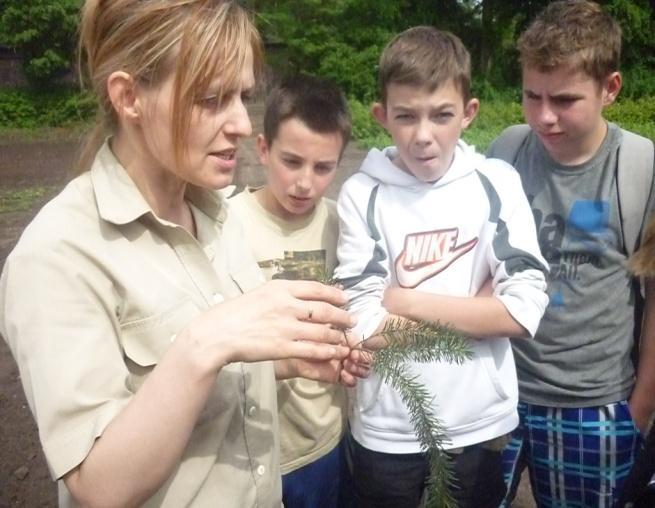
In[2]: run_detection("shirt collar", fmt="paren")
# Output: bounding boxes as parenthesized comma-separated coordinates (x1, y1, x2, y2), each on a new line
(90, 140, 226, 226)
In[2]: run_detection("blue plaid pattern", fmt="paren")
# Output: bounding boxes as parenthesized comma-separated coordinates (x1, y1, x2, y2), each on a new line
(501, 401, 641, 508)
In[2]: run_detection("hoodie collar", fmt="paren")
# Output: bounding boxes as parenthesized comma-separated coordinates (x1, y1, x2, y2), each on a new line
(360, 140, 483, 189)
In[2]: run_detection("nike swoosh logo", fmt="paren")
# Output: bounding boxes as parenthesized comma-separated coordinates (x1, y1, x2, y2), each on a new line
(394, 228, 478, 288)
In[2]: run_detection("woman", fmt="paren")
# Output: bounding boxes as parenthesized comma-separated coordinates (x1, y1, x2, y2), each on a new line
(0, 1, 363, 506)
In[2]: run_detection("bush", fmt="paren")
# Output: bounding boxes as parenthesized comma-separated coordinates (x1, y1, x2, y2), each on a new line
(0, 87, 95, 129)
(0, 0, 81, 86)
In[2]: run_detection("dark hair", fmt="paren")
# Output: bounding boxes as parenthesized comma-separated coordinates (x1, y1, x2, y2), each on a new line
(263, 74, 351, 156)
(378, 26, 471, 104)
(519, 0, 621, 82)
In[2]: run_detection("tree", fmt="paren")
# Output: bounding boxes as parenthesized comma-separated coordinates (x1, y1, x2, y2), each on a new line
(0, 0, 81, 87)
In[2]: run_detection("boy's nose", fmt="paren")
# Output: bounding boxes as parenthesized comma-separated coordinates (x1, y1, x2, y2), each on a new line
(414, 119, 433, 145)
(537, 102, 557, 126)
(295, 169, 312, 191)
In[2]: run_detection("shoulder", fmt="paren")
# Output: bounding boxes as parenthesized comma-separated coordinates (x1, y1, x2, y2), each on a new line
(618, 127, 655, 153)
(12, 174, 98, 256)
(475, 155, 522, 186)
(486, 124, 531, 162)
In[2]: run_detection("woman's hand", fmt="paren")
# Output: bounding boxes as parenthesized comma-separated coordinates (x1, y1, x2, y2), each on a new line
(275, 329, 372, 387)
(178, 279, 357, 375)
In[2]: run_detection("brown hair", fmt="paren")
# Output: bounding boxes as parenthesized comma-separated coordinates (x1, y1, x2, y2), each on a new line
(629, 217, 655, 277)
(263, 74, 351, 157)
(378, 26, 472, 105)
(77, 0, 262, 172)
(518, 0, 621, 82)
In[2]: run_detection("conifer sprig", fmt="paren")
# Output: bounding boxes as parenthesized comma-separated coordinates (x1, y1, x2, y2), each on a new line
(372, 318, 472, 508)
(372, 318, 473, 365)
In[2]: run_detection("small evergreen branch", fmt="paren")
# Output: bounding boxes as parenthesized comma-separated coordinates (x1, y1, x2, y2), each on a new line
(425, 448, 458, 508)
(374, 358, 458, 508)
(373, 317, 472, 365)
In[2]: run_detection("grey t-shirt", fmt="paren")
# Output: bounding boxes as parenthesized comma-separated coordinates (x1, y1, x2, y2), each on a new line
(489, 123, 647, 406)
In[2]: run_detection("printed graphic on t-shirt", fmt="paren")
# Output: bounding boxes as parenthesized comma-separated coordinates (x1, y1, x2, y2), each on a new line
(257, 249, 327, 281)
(394, 228, 478, 288)
(531, 198, 609, 308)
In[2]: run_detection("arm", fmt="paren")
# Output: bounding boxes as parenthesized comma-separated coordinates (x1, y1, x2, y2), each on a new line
(629, 277, 655, 434)
(2, 240, 353, 508)
(334, 176, 390, 341)
(382, 288, 527, 338)
(62, 280, 353, 507)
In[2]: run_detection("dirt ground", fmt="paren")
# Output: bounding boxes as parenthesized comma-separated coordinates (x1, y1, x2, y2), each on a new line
(0, 105, 535, 507)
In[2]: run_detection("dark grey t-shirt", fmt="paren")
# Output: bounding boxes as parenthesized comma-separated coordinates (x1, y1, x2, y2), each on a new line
(489, 123, 648, 406)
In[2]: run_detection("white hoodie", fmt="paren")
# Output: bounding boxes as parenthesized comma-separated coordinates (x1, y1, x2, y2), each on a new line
(335, 141, 548, 453)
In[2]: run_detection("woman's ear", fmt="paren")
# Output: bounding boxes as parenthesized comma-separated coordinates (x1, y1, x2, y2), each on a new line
(107, 71, 140, 122)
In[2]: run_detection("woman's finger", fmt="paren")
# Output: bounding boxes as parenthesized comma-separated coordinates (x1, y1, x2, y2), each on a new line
(282, 279, 349, 307)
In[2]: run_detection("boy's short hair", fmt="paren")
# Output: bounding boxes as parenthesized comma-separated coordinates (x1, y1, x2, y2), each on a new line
(263, 74, 351, 154)
(518, 0, 621, 82)
(378, 26, 472, 105)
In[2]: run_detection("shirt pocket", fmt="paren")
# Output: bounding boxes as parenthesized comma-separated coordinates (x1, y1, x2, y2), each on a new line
(120, 297, 201, 391)
(229, 263, 265, 294)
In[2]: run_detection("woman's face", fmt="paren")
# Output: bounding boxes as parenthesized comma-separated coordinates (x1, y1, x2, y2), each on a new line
(136, 48, 255, 190)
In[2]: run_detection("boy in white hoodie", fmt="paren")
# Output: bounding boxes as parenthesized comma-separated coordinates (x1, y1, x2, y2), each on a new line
(334, 27, 549, 507)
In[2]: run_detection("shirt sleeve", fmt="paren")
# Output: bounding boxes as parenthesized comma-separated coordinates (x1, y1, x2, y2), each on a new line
(0, 245, 132, 479)
(482, 161, 550, 337)
(334, 175, 389, 341)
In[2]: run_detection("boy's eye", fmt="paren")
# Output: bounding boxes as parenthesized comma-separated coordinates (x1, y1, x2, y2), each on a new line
(315, 164, 336, 174)
(283, 158, 301, 168)
(434, 112, 454, 120)
(395, 113, 413, 121)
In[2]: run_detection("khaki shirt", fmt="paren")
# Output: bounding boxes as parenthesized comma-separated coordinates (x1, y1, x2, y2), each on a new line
(0, 142, 282, 507)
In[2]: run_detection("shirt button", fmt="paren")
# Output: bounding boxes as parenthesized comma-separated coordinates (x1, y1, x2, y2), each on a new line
(248, 406, 257, 417)
(212, 293, 224, 305)
(257, 465, 265, 476)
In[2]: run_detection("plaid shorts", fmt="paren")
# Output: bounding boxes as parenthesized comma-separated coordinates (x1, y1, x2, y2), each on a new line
(501, 400, 641, 508)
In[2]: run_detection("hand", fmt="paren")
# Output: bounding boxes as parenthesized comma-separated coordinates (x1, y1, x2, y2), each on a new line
(629, 396, 655, 435)
(178, 280, 356, 373)
(278, 330, 372, 387)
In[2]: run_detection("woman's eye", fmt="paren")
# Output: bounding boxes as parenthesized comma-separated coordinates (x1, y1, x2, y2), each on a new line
(199, 95, 220, 109)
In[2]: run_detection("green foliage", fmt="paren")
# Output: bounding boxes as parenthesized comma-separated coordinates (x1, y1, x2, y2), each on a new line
(0, 87, 95, 129)
(0, 0, 81, 86)
(606, 97, 655, 141)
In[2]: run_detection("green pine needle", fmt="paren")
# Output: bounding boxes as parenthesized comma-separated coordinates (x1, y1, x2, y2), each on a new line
(374, 317, 473, 365)
(374, 358, 459, 508)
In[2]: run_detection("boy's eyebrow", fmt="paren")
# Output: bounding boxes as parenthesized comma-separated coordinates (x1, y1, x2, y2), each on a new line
(523, 88, 584, 100)
(390, 102, 456, 111)
(279, 149, 338, 165)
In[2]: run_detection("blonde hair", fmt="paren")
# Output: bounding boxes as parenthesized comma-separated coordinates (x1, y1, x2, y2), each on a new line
(518, 0, 621, 82)
(378, 27, 472, 105)
(77, 0, 262, 172)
